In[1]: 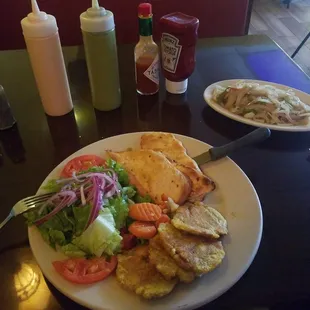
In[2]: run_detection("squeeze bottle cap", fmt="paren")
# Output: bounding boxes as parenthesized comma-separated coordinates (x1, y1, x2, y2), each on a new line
(21, 0, 58, 38)
(165, 79, 188, 94)
(80, 0, 115, 33)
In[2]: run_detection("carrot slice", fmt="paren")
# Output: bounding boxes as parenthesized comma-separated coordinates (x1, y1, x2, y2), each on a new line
(155, 214, 171, 228)
(129, 203, 162, 221)
(128, 221, 157, 239)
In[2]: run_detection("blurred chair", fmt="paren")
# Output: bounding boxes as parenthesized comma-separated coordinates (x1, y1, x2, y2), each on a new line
(0, 0, 251, 50)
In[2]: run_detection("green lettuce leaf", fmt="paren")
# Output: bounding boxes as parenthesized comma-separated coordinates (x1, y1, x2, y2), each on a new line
(106, 196, 129, 230)
(24, 209, 40, 225)
(39, 228, 51, 245)
(44, 209, 74, 234)
(133, 194, 153, 203)
(79, 166, 107, 174)
(122, 186, 136, 199)
(125, 216, 135, 229)
(72, 208, 122, 257)
(106, 159, 129, 186)
(60, 244, 87, 258)
(25, 205, 77, 247)
(23, 160, 132, 257)
(40, 213, 68, 232)
(49, 230, 66, 246)
(72, 204, 91, 236)
(42, 179, 63, 193)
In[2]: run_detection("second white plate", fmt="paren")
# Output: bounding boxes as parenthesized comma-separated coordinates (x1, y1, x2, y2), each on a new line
(204, 79, 310, 132)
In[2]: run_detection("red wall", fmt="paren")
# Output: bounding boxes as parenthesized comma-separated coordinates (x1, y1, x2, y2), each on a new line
(0, 0, 250, 50)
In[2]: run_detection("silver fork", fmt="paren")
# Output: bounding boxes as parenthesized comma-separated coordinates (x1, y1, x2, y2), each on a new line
(0, 192, 55, 230)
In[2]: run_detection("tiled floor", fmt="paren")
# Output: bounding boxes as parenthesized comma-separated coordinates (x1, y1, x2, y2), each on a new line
(249, 0, 310, 76)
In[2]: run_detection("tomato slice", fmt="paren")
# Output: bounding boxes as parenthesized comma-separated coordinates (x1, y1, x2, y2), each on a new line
(61, 155, 105, 177)
(128, 221, 157, 239)
(52, 256, 117, 284)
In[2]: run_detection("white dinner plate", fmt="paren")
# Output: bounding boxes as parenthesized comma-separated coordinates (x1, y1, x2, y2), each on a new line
(28, 132, 262, 310)
(204, 79, 310, 132)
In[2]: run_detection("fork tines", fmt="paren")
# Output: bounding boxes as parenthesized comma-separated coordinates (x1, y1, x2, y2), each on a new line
(24, 192, 55, 205)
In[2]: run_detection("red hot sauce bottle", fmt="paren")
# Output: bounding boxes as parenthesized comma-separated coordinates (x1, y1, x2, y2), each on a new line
(134, 3, 160, 95)
(159, 13, 199, 94)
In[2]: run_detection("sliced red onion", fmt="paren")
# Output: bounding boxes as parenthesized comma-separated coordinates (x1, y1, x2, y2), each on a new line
(99, 177, 106, 191)
(85, 170, 117, 181)
(34, 191, 77, 226)
(39, 169, 121, 231)
(72, 171, 86, 183)
(105, 186, 117, 199)
(80, 185, 86, 206)
(61, 184, 73, 191)
(101, 173, 116, 186)
(101, 174, 119, 197)
(56, 176, 87, 184)
(103, 183, 114, 193)
(55, 170, 113, 184)
(84, 177, 104, 230)
(57, 171, 116, 192)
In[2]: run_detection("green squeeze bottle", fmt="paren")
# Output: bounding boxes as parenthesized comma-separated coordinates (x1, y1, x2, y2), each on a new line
(80, 0, 121, 111)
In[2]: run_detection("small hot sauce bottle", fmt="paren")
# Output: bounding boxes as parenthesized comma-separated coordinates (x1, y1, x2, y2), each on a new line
(134, 3, 159, 95)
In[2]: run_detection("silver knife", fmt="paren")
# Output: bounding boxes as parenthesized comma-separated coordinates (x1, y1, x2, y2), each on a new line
(193, 127, 271, 165)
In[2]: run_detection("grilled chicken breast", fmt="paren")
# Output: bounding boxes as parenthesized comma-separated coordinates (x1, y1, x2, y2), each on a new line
(149, 235, 195, 283)
(140, 132, 215, 201)
(116, 245, 177, 299)
(107, 150, 191, 204)
(174, 163, 215, 201)
(172, 202, 228, 239)
(158, 223, 225, 274)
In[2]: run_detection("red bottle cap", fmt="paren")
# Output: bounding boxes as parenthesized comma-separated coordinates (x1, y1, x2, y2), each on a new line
(138, 3, 152, 17)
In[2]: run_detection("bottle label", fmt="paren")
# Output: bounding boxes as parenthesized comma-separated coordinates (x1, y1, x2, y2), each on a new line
(143, 54, 160, 85)
(161, 33, 182, 74)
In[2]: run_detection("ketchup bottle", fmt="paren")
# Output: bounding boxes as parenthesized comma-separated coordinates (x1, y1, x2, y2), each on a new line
(134, 3, 159, 95)
(159, 13, 199, 94)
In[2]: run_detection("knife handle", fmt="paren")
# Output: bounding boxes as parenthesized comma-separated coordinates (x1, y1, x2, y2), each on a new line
(209, 127, 271, 161)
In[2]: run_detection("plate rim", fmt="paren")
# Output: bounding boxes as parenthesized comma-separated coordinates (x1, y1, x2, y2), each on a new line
(204, 79, 310, 132)
(28, 131, 263, 310)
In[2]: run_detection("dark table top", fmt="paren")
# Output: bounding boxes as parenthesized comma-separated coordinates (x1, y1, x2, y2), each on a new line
(1, 34, 310, 310)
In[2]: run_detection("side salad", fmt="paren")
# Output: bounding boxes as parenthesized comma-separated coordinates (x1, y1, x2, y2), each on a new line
(25, 154, 164, 284)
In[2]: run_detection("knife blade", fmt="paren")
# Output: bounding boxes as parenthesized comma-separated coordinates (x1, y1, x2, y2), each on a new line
(193, 127, 271, 166)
